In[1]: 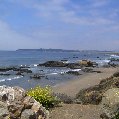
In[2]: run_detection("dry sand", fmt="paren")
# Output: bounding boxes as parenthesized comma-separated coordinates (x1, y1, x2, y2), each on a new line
(50, 67, 118, 119)
(52, 67, 118, 97)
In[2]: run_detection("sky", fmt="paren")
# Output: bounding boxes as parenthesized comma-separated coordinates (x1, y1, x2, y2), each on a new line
(0, 0, 119, 51)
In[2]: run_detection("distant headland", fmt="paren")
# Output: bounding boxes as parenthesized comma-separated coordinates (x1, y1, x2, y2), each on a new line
(16, 48, 113, 53)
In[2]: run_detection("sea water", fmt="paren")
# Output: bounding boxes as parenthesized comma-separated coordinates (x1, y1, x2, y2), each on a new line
(0, 50, 115, 89)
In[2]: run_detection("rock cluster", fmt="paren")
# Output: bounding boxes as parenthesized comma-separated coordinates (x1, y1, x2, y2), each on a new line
(0, 86, 49, 119)
(38, 60, 95, 69)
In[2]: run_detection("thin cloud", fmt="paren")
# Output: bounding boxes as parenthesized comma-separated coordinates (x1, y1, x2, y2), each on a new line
(0, 0, 119, 50)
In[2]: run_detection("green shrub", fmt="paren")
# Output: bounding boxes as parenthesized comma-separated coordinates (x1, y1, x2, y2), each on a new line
(53, 93, 74, 104)
(27, 86, 59, 108)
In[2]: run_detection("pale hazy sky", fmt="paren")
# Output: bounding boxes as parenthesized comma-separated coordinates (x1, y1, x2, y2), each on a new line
(0, 0, 119, 50)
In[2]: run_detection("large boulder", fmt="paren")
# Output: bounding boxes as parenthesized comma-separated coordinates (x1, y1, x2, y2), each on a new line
(100, 88, 119, 119)
(0, 85, 49, 119)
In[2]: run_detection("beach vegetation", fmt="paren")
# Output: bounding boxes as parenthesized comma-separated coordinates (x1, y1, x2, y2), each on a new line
(27, 86, 59, 109)
(53, 93, 74, 104)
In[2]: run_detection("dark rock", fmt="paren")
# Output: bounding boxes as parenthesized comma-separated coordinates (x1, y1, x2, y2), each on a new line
(61, 59, 68, 61)
(30, 74, 44, 79)
(66, 63, 81, 69)
(66, 71, 81, 76)
(13, 68, 32, 73)
(0, 73, 11, 76)
(38, 61, 66, 67)
(16, 72, 23, 76)
(82, 68, 93, 73)
(73, 56, 78, 58)
(0, 67, 13, 72)
(38, 60, 96, 69)
(110, 58, 119, 61)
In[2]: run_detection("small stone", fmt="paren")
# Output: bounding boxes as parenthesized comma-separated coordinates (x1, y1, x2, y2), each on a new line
(21, 109, 36, 119)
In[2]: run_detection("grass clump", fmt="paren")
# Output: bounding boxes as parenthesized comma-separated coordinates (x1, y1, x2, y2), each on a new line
(27, 86, 59, 108)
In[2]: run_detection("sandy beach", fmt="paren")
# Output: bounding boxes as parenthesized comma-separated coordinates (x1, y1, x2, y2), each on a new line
(50, 67, 119, 119)
(52, 67, 118, 97)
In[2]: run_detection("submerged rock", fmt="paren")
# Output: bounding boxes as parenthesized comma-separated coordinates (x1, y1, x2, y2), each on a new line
(0, 85, 49, 119)
(66, 71, 81, 76)
(82, 68, 93, 73)
(0, 73, 11, 76)
(13, 68, 32, 73)
(30, 74, 45, 79)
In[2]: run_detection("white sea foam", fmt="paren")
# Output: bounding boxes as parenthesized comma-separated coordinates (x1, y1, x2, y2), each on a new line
(47, 72, 58, 75)
(72, 69, 81, 71)
(0, 76, 23, 83)
(96, 59, 110, 66)
(30, 64, 38, 67)
(33, 64, 38, 67)
(60, 71, 66, 74)
(110, 55, 119, 58)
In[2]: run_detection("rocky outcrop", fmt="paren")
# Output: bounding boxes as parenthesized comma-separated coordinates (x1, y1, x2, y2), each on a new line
(38, 60, 96, 69)
(0, 86, 49, 119)
(100, 88, 119, 119)
(75, 73, 119, 105)
(38, 61, 82, 69)
(78, 60, 94, 67)
(75, 85, 102, 105)
(38, 61, 66, 67)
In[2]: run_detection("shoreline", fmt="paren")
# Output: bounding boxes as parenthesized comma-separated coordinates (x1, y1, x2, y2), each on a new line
(52, 67, 118, 97)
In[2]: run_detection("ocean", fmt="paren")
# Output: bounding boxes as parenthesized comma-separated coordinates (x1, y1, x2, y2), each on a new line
(0, 50, 115, 89)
